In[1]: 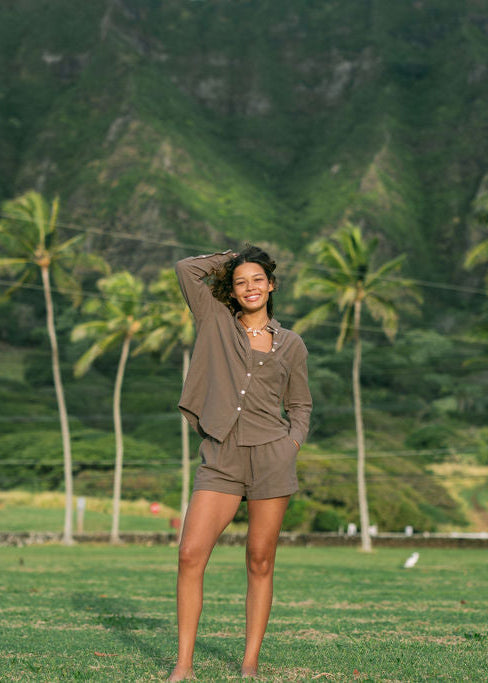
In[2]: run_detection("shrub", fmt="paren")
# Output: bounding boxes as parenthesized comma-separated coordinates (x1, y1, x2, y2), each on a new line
(312, 506, 347, 532)
(405, 424, 451, 456)
(282, 498, 309, 531)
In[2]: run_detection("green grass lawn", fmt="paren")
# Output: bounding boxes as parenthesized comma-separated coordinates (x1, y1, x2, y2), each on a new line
(0, 506, 171, 533)
(0, 546, 487, 681)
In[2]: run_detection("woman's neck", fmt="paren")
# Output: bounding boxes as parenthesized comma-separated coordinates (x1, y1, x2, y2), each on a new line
(240, 311, 269, 328)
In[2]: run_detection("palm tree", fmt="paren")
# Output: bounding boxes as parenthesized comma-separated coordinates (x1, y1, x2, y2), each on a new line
(134, 268, 195, 537)
(0, 191, 88, 545)
(71, 271, 147, 543)
(294, 223, 421, 551)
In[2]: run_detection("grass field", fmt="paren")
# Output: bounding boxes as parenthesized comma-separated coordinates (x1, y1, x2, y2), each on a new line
(0, 492, 176, 534)
(0, 545, 487, 681)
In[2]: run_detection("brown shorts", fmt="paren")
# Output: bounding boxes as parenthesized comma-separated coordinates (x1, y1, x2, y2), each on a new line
(193, 426, 299, 500)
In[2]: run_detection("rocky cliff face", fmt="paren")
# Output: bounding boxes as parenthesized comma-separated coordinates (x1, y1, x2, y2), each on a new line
(1, 0, 488, 282)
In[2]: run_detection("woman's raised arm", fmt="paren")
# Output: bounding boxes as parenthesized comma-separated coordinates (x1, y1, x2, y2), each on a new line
(175, 250, 233, 323)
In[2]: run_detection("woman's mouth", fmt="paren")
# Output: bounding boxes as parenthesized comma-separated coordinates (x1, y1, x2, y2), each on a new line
(244, 294, 260, 302)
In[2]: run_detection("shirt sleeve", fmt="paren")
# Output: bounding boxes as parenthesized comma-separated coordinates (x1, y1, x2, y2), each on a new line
(175, 251, 233, 324)
(283, 339, 313, 446)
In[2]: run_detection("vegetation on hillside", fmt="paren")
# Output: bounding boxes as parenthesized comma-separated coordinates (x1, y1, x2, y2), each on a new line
(1, 1, 488, 532)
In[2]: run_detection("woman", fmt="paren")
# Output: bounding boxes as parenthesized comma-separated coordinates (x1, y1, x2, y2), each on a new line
(169, 245, 312, 681)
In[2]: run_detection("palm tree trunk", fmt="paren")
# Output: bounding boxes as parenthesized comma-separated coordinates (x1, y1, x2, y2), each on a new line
(178, 347, 191, 542)
(111, 334, 131, 544)
(41, 265, 73, 545)
(353, 299, 372, 552)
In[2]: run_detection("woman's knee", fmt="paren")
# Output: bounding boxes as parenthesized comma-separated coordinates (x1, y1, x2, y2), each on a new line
(178, 543, 207, 574)
(246, 546, 274, 577)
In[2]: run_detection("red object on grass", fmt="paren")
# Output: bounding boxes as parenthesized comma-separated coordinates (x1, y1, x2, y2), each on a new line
(150, 502, 161, 514)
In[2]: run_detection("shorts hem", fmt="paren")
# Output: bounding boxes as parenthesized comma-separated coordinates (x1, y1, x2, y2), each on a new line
(192, 483, 298, 501)
(193, 482, 245, 497)
(246, 485, 299, 501)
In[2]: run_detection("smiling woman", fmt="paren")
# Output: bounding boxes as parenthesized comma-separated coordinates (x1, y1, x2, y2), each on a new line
(170, 245, 312, 680)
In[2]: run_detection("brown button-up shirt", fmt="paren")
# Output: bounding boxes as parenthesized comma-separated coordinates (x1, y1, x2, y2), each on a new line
(176, 252, 312, 446)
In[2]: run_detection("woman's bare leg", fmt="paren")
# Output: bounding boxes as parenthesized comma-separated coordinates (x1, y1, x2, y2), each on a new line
(169, 490, 242, 682)
(241, 496, 290, 677)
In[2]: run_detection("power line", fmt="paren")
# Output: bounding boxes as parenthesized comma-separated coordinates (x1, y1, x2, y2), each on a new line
(1, 276, 487, 342)
(0, 277, 406, 337)
(1, 210, 487, 297)
(0, 211, 224, 254)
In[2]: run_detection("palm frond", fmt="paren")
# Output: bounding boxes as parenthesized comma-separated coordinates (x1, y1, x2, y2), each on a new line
(324, 242, 354, 277)
(366, 295, 399, 341)
(8, 191, 50, 244)
(337, 286, 357, 310)
(48, 196, 59, 237)
(0, 257, 30, 271)
(294, 274, 343, 300)
(73, 330, 123, 377)
(0, 266, 35, 302)
(52, 234, 83, 256)
(0, 212, 38, 254)
(336, 306, 353, 351)
(365, 254, 405, 289)
(71, 319, 111, 342)
(81, 296, 106, 315)
(292, 303, 333, 334)
(465, 240, 488, 270)
(133, 326, 178, 360)
(51, 263, 82, 307)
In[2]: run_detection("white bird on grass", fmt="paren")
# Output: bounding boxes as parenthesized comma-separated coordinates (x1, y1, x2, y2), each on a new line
(403, 552, 419, 568)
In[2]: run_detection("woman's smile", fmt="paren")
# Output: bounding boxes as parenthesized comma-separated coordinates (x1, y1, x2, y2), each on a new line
(232, 262, 274, 313)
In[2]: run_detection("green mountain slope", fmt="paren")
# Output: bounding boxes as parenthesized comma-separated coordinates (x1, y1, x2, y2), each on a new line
(2, 0, 488, 279)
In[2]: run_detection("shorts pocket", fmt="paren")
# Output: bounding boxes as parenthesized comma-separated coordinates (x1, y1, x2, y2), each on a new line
(199, 437, 220, 467)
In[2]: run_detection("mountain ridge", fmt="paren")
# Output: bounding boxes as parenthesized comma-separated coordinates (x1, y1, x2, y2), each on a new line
(1, 0, 488, 284)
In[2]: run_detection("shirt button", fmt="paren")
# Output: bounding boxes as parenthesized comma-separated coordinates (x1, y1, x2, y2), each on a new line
(237, 407, 242, 411)
(271, 348, 276, 352)
(258, 361, 264, 366)
(247, 373, 251, 377)
(241, 390, 246, 395)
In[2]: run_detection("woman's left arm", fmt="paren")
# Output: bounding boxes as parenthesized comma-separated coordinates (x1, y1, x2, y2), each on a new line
(283, 340, 313, 447)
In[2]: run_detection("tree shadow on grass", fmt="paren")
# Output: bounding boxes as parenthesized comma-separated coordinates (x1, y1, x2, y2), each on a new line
(194, 638, 242, 676)
(71, 592, 242, 675)
(71, 591, 174, 669)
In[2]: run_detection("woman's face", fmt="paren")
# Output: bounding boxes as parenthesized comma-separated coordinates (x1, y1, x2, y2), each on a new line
(231, 262, 274, 315)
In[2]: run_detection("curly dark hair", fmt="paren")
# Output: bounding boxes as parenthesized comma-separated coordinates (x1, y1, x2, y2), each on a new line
(211, 245, 277, 316)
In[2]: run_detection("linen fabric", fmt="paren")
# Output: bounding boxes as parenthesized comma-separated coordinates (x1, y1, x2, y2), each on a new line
(175, 251, 312, 446)
(194, 424, 299, 500)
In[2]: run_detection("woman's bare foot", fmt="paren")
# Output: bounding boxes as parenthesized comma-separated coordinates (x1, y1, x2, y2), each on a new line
(241, 665, 258, 678)
(167, 665, 195, 681)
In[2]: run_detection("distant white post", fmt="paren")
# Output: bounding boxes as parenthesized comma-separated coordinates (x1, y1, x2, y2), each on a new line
(76, 496, 86, 533)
